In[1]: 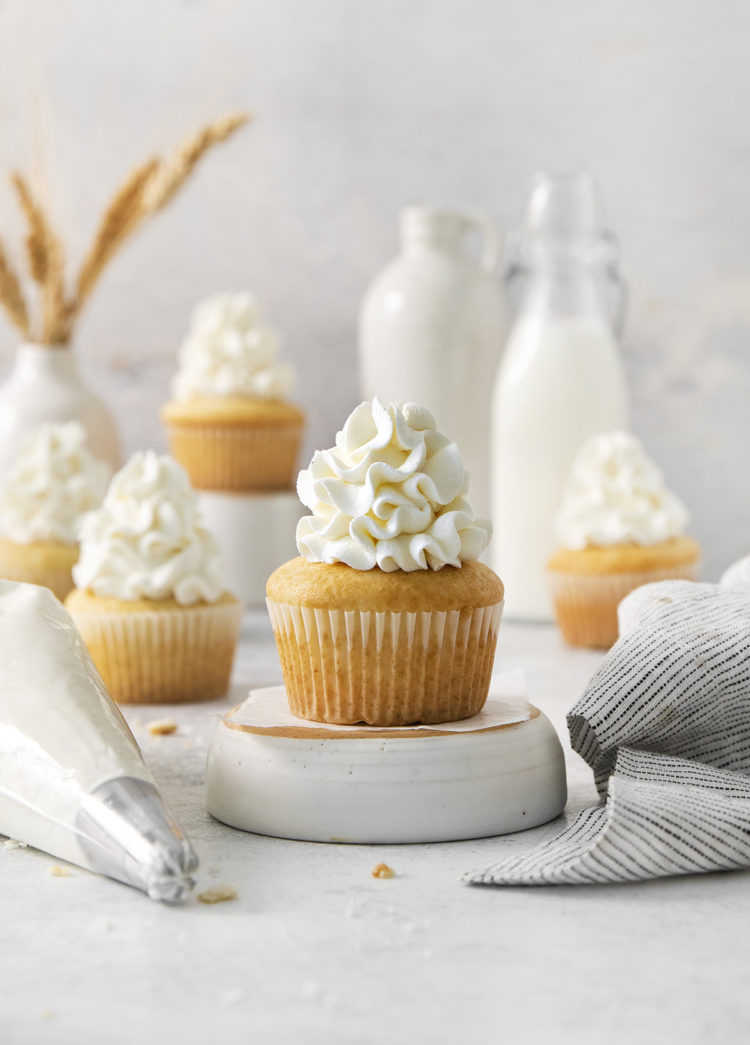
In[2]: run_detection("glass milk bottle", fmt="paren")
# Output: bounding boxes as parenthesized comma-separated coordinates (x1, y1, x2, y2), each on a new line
(491, 174, 629, 620)
(359, 206, 506, 521)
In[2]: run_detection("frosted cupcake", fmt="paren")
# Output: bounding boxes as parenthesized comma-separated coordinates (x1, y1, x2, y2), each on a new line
(0, 422, 110, 600)
(160, 292, 306, 491)
(266, 397, 504, 726)
(65, 451, 242, 703)
(547, 431, 700, 649)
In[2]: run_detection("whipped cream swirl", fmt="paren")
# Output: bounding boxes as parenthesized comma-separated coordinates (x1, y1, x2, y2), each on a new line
(0, 422, 110, 545)
(720, 556, 750, 591)
(296, 398, 491, 571)
(73, 451, 227, 605)
(556, 431, 689, 550)
(172, 291, 294, 401)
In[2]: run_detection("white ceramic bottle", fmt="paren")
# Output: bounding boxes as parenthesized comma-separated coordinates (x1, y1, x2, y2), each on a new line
(359, 206, 506, 520)
(0, 343, 121, 473)
(491, 175, 629, 620)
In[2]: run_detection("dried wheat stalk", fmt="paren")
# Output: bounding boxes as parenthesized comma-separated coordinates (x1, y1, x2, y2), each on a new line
(74, 157, 159, 315)
(141, 111, 250, 213)
(1, 109, 250, 345)
(0, 236, 30, 337)
(11, 172, 68, 343)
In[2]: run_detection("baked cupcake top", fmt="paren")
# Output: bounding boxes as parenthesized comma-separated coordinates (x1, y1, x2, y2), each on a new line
(171, 291, 294, 402)
(0, 422, 110, 546)
(73, 451, 227, 605)
(555, 431, 690, 551)
(296, 397, 491, 572)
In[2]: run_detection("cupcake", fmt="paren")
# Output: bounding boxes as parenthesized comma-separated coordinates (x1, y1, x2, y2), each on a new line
(266, 397, 504, 726)
(65, 451, 242, 703)
(160, 292, 306, 491)
(547, 431, 700, 649)
(0, 421, 110, 600)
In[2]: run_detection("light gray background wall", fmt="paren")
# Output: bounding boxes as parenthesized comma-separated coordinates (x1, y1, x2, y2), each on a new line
(0, 0, 747, 577)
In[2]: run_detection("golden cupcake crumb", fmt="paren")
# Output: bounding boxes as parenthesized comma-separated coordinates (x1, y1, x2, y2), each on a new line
(48, 865, 70, 877)
(372, 863, 395, 879)
(147, 717, 178, 736)
(198, 885, 238, 904)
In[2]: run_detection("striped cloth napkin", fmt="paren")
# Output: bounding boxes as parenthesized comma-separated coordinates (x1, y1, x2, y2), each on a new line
(468, 570, 750, 886)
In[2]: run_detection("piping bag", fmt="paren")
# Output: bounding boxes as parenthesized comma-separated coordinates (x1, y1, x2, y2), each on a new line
(0, 581, 197, 902)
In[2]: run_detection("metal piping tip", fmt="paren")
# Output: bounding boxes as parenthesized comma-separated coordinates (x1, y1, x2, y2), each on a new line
(77, 777, 198, 903)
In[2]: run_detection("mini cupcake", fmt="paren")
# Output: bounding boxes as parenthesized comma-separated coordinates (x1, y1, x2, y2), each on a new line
(160, 292, 306, 491)
(266, 397, 504, 726)
(548, 431, 700, 649)
(0, 422, 110, 600)
(65, 451, 242, 703)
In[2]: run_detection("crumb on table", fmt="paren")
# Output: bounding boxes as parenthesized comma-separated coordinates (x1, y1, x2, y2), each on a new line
(197, 885, 238, 904)
(372, 862, 395, 879)
(48, 865, 70, 877)
(147, 718, 178, 736)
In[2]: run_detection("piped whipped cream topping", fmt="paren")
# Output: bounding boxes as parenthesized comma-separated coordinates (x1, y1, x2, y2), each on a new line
(0, 422, 110, 545)
(172, 292, 294, 401)
(73, 451, 227, 605)
(720, 556, 750, 591)
(296, 397, 491, 571)
(555, 431, 689, 550)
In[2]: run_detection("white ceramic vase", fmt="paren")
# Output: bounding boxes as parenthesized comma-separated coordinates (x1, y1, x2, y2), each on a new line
(0, 343, 121, 473)
(358, 206, 507, 521)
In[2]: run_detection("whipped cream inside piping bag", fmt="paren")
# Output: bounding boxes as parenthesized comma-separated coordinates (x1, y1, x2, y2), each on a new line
(0, 421, 110, 545)
(172, 291, 294, 401)
(296, 397, 491, 572)
(74, 451, 227, 605)
(555, 430, 689, 550)
(0, 582, 197, 901)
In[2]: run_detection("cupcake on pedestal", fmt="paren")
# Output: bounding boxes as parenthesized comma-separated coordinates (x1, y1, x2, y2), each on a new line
(205, 398, 569, 845)
(161, 292, 305, 491)
(66, 451, 242, 703)
(547, 431, 700, 649)
(266, 397, 504, 726)
(0, 421, 110, 600)
(161, 292, 306, 605)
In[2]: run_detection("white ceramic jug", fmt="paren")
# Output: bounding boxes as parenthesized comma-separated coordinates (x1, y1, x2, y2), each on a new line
(0, 343, 121, 473)
(358, 206, 507, 520)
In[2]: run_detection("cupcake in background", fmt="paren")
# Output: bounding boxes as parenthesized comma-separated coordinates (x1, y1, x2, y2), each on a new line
(66, 451, 242, 703)
(161, 292, 306, 491)
(0, 421, 110, 600)
(266, 397, 504, 726)
(547, 431, 700, 649)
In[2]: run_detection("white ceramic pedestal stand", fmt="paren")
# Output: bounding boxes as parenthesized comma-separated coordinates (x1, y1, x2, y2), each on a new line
(197, 491, 302, 606)
(206, 684, 567, 843)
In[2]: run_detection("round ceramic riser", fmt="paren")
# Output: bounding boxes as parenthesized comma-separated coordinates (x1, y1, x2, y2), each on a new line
(206, 713, 567, 844)
(197, 490, 302, 606)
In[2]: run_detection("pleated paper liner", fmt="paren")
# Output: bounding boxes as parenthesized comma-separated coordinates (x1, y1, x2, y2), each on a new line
(267, 598, 504, 726)
(548, 561, 700, 649)
(164, 421, 304, 491)
(68, 596, 243, 703)
(0, 538, 78, 601)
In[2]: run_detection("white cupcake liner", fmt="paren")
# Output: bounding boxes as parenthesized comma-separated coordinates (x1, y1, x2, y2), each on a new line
(548, 561, 700, 649)
(70, 598, 243, 704)
(164, 422, 304, 491)
(266, 598, 504, 726)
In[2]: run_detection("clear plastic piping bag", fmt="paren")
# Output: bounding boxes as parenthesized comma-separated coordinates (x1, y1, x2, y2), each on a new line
(0, 581, 197, 902)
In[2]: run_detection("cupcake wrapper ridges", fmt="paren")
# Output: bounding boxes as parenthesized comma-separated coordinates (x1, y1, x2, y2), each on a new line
(267, 599, 504, 726)
(70, 599, 243, 704)
(549, 562, 700, 650)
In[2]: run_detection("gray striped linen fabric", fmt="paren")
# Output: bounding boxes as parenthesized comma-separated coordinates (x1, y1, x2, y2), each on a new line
(468, 576, 750, 886)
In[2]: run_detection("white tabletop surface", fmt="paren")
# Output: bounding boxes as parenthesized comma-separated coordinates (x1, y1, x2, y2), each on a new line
(2, 611, 749, 1045)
